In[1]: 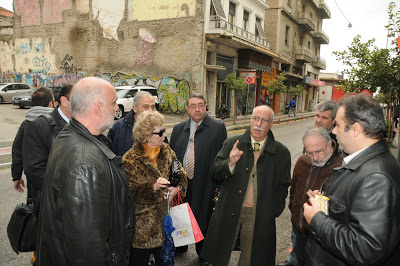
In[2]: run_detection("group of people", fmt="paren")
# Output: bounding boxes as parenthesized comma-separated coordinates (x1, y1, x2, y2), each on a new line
(11, 77, 400, 266)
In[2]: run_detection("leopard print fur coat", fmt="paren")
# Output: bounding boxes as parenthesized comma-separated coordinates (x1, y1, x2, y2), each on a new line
(123, 142, 187, 249)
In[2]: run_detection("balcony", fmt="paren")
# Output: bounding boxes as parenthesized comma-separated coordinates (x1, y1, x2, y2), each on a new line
(312, 30, 329, 44)
(312, 56, 326, 70)
(318, 0, 331, 19)
(298, 13, 315, 32)
(295, 47, 313, 63)
(207, 16, 270, 50)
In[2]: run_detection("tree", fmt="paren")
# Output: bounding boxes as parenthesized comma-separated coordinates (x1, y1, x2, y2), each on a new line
(223, 73, 247, 124)
(264, 72, 306, 106)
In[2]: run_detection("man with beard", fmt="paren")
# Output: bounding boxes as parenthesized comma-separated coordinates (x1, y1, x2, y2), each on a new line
(202, 105, 291, 265)
(281, 127, 344, 266)
(37, 77, 134, 266)
(303, 94, 400, 265)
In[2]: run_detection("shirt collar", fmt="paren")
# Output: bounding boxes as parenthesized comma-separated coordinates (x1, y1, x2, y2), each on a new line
(58, 107, 69, 123)
(251, 136, 267, 150)
(343, 146, 369, 165)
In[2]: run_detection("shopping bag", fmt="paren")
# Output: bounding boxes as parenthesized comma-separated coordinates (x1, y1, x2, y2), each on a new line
(169, 191, 204, 247)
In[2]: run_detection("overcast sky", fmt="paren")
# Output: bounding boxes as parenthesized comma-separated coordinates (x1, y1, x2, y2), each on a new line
(0, 0, 398, 74)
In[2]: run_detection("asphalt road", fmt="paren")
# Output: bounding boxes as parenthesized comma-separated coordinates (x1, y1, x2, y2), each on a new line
(0, 101, 316, 265)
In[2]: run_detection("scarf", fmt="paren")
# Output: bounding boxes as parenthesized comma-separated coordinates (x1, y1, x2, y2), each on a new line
(142, 143, 161, 166)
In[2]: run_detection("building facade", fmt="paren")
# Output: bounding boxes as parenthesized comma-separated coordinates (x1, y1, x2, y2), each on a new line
(265, 0, 330, 112)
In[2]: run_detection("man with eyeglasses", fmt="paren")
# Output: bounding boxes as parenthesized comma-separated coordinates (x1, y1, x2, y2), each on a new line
(170, 94, 227, 264)
(303, 94, 400, 265)
(108, 90, 168, 157)
(278, 127, 344, 266)
(201, 105, 291, 266)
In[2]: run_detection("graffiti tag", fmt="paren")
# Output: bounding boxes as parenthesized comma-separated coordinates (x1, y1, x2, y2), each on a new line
(60, 54, 81, 73)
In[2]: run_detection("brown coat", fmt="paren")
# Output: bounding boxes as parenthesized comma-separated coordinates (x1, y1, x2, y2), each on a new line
(289, 144, 344, 235)
(123, 142, 187, 249)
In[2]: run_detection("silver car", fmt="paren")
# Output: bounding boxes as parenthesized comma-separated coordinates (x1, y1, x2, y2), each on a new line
(0, 83, 33, 104)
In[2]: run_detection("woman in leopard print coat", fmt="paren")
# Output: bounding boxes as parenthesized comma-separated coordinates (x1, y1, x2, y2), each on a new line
(123, 111, 187, 266)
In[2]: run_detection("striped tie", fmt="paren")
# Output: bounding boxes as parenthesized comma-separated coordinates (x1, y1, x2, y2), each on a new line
(186, 123, 198, 180)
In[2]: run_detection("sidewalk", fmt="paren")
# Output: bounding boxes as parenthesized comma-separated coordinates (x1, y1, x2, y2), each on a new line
(164, 110, 317, 133)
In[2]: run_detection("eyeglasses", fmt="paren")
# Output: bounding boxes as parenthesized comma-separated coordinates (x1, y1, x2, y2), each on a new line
(305, 143, 328, 158)
(251, 115, 271, 125)
(188, 104, 205, 110)
(152, 128, 166, 137)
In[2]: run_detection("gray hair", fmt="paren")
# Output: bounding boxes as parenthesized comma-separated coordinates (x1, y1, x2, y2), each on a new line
(133, 91, 154, 108)
(302, 127, 331, 144)
(253, 105, 275, 121)
(338, 94, 386, 139)
(317, 100, 338, 119)
(71, 77, 111, 117)
(187, 93, 206, 106)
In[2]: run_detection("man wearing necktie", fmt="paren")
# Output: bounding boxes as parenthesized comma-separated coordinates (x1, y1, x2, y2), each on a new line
(202, 105, 291, 266)
(170, 94, 227, 264)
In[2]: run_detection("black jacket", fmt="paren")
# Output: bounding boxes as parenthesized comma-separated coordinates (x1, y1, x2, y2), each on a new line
(170, 114, 227, 232)
(37, 118, 134, 266)
(305, 139, 400, 266)
(22, 108, 67, 209)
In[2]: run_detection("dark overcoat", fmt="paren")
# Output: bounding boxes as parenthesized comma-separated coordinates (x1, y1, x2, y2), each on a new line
(169, 114, 227, 232)
(201, 128, 291, 266)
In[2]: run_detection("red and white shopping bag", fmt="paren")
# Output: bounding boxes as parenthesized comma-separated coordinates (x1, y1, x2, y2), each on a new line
(170, 191, 204, 247)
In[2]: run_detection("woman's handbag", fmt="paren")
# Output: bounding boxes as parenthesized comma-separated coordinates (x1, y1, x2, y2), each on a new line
(7, 200, 37, 253)
(161, 191, 176, 266)
(169, 190, 204, 247)
(169, 159, 181, 187)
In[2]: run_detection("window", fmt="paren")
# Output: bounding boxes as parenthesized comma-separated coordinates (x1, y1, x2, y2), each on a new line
(310, 12, 313, 19)
(299, 36, 303, 46)
(287, 0, 291, 7)
(302, 4, 305, 13)
(307, 41, 311, 49)
(285, 26, 290, 46)
(228, 2, 236, 27)
(255, 17, 266, 38)
(243, 10, 249, 31)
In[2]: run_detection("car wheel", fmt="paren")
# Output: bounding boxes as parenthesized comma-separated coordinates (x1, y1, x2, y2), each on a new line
(0, 96, 3, 104)
(19, 106, 25, 109)
(115, 106, 124, 120)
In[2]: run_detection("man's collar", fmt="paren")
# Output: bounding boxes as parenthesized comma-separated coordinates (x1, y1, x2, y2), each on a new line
(58, 107, 69, 123)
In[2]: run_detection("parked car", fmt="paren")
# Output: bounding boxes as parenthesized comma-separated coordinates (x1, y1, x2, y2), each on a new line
(0, 83, 33, 104)
(12, 86, 62, 109)
(12, 90, 35, 108)
(114, 85, 159, 119)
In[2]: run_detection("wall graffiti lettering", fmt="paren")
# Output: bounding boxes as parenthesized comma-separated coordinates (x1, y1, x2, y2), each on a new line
(134, 39, 152, 67)
(1, 71, 196, 114)
(32, 56, 52, 71)
(60, 54, 82, 73)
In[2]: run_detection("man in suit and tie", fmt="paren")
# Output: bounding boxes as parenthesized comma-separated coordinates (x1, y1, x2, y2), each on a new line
(170, 94, 227, 264)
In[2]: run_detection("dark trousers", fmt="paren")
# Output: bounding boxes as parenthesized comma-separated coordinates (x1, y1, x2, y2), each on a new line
(293, 226, 307, 266)
(130, 247, 162, 266)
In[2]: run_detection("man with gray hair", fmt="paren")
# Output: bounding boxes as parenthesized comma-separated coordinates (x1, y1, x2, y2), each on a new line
(315, 100, 337, 141)
(282, 127, 344, 266)
(108, 90, 167, 156)
(36, 77, 134, 266)
(304, 94, 400, 265)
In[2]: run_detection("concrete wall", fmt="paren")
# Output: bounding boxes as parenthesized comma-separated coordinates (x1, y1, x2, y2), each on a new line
(2, 0, 206, 113)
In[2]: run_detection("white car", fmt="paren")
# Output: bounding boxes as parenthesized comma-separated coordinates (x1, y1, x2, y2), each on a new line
(114, 86, 159, 119)
(0, 83, 33, 104)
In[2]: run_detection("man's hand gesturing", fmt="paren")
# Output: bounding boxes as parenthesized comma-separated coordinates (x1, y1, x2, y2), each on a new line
(229, 140, 243, 167)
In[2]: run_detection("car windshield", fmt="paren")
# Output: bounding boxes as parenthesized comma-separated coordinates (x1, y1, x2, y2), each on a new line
(116, 89, 129, 98)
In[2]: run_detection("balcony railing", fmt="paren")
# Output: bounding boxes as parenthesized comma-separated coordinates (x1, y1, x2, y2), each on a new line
(312, 56, 327, 70)
(295, 47, 313, 63)
(298, 12, 316, 31)
(312, 30, 329, 44)
(208, 16, 270, 49)
(318, 0, 331, 19)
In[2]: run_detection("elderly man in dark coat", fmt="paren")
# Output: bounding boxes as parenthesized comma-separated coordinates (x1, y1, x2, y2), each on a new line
(202, 105, 291, 266)
(170, 94, 227, 263)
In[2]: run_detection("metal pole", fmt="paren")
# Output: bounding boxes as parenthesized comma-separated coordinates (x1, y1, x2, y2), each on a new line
(245, 84, 250, 118)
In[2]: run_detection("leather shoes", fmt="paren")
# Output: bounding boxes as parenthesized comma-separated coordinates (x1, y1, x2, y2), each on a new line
(276, 261, 293, 266)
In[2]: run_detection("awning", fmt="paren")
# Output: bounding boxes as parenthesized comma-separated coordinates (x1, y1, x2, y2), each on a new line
(212, 0, 226, 19)
(255, 19, 266, 39)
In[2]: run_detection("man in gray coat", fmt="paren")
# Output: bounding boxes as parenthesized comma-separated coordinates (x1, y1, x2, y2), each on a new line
(201, 105, 291, 265)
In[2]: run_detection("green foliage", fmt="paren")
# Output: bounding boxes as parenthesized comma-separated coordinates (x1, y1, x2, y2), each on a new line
(374, 92, 391, 104)
(288, 84, 306, 97)
(223, 73, 247, 94)
(264, 72, 287, 94)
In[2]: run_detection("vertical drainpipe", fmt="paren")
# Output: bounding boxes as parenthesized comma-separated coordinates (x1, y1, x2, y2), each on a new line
(201, 0, 208, 103)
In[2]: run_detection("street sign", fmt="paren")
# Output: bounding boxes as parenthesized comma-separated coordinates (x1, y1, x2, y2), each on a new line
(245, 76, 254, 84)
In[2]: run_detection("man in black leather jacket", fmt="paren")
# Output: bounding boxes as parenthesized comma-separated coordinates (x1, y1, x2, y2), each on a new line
(37, 77, 134, 266)
(303, 94, 400, 266)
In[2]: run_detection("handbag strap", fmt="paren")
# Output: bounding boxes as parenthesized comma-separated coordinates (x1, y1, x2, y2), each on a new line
(170, 187, 183, 208)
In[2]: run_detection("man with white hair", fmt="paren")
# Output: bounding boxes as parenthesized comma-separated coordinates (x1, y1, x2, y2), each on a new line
(36, 77, 134, 266)
(202, 105, 291, 265)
